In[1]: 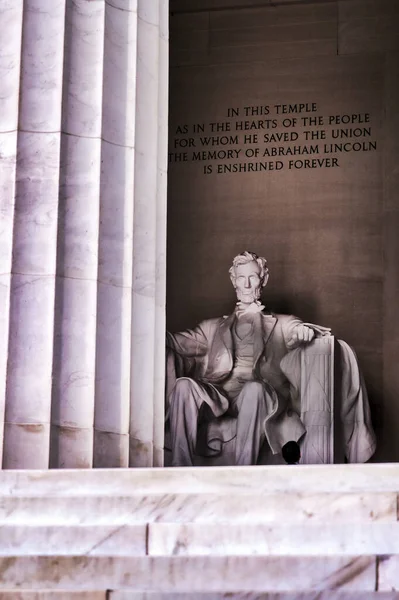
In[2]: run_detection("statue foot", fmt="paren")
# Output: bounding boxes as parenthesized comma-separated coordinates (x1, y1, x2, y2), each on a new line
(282, 441, 301, 464)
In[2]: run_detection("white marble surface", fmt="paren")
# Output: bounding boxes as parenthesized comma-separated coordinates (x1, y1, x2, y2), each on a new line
(58, 135, 101, 280)
(94, 301, 131, 456)
(94, 139, 134, 467)
(296, 335, 335, 463)
(50, 424, 93, 469)
(52, 276, 97, 422)
(51, 130, 100, 469)
(0, 0, 23, 132)
(0, 131, 17, 275)
(0, 594, 106, 600)
(110, 594, 399, 600)
(148, 521, 399, 556)
(0, 464, 399, 495)
(0, 131, 16, 467)
(130, 0, 163, 468)
(153, 0, 169, 468)
(5, 274, 55, 425)
(5, 594, 399, 600)
(0, 0, 167, 480)
(3, 0, 62, 464)
(0, 466, 396, 591)
(0, 0, 168, 474)
(93, 430, 129, 468)
(0, 556, 377, 592)
(50, 0, 104, 466)
(106, 0, 137, 11)
(102, 1, 137, 147)
(4, 273, 55, 467)
(0, 273, 9, 465)
(379, 555, 399, 590)
(0, 491, 395, 526)
(0, 524, 146, 556)
(62, 0, 105, 138)
(19, 0, 66, 132)
(129, 283, 156, 469)
(98, 141, 135, 288)
(94, 282, 131, 434)
(13, 132, 60, 275)
(2, 423, 50, 470)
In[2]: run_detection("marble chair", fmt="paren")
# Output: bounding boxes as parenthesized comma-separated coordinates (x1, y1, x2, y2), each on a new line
(281, 335, 340, 464)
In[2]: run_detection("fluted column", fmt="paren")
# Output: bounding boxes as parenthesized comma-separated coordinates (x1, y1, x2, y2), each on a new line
(94, 0, 137, 468)
(0, 0, 24, 469)
(0, 0, 169, 469)
(3, 0, 66, 469)
(130, 0, 166, 467)
(153, 0, 169, 468)
(50, 0, 105, 468)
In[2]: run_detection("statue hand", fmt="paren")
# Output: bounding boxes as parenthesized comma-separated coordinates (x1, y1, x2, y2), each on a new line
(302, 322, 332, 337)
(287, 322, 332, 350)
(292, 324, 315, 344)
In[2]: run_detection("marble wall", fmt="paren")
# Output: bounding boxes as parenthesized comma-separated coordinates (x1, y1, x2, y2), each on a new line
(0, 0, 169, 469)
(167, 0, 399, 462)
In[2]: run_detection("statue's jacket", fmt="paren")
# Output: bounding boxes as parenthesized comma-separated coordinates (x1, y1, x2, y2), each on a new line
(166, 311, 308, 454)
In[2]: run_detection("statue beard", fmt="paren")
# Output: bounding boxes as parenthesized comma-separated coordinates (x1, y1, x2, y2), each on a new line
(235, 286, 261, 304)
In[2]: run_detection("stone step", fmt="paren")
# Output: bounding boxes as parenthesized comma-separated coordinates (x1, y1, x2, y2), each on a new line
(0, 555, 382, 591)
(0, 465, 398, 593)
(0, 491, 394, 524)
(1, 464, 399, 496)
(112, 595, 399, 600)
(148, 521, 399, 557)
(1, 594, 398, 600)
(0, 594, 105, 600)
(0, 521, 399, 557)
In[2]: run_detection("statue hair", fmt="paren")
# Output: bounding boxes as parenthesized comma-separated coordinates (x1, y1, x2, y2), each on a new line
(229, 251, 269, 286)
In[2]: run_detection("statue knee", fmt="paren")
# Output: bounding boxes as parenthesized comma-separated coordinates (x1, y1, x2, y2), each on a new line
(241, 381, 264, 398)
(173, 377, 196, 395)
(170, 378, 198, 409)
(169, 378, 201, 423)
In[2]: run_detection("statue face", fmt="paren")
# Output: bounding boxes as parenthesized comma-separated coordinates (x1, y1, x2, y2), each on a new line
(233, 260, 262, 304)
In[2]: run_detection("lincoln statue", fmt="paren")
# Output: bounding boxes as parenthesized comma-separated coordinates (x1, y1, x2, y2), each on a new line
(165, 252, 376, 466)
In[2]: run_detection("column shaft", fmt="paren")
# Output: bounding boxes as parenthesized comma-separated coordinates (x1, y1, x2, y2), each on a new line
(153, 0, 169, 468)
(0, 0, 23, 468)
(3, 0, 66, 469)
(94, 0, 137, 467)
(129, 0, 160, 467)
(50, 0, 105, 468)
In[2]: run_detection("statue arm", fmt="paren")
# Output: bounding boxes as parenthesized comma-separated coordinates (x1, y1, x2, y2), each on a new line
(282, 316, 331, 350)
(166, 322, 209, 358)
(165, 323, 210, 405)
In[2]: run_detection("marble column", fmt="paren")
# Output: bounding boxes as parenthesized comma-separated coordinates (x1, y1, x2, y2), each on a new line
(1, 0, 169, 469)
(94, 0, 137, 468)
(0, 0, 24, 469)
(130, 1, 163, 468)
(3, 0, 66, 469)
(154, 0, 169, 468)
(50, 0, 105, 468)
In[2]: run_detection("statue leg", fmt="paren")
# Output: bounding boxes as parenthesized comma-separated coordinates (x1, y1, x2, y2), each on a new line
(234, 381, 273, 465)
(169, 377, 207, 467)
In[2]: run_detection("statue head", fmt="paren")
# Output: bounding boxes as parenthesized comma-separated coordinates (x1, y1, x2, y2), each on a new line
(229, 251, 269, 304)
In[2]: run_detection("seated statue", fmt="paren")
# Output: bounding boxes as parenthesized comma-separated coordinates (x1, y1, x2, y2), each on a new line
(165, 251, 376, 467)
